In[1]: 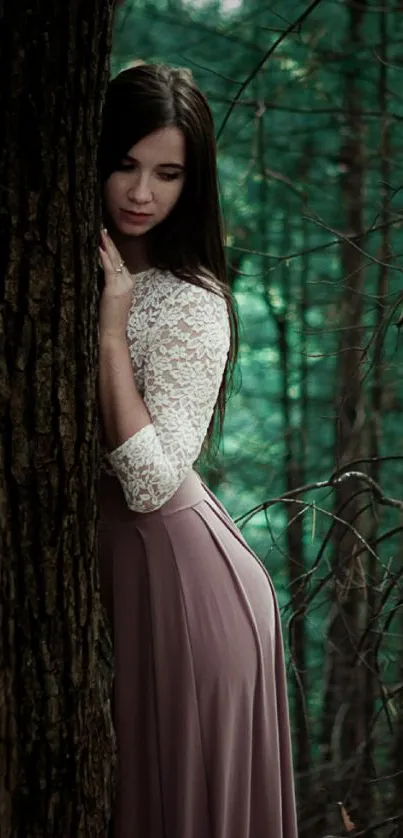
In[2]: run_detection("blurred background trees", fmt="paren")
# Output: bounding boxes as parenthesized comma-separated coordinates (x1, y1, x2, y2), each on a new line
(112, 1, 403, 834)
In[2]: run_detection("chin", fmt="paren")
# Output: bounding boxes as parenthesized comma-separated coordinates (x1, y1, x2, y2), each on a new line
(118, 219, 153, 237)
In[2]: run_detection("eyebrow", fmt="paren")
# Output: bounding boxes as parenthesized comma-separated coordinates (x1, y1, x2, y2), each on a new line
(124, 154, 185, 170)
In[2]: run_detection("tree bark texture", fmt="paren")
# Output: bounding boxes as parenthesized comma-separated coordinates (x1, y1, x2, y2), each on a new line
(0, 2, 116, 835)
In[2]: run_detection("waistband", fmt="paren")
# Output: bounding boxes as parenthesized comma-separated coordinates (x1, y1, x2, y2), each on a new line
(99, 468, 206, 523)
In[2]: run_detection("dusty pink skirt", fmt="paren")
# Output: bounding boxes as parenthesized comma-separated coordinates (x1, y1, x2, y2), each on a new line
(99, 469, 297, 838)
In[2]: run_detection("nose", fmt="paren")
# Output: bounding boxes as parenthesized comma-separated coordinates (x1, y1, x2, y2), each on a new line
(128, 172, 152, 205)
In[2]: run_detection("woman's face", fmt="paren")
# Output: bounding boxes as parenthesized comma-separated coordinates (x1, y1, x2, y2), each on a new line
(104, 126, 186, 237)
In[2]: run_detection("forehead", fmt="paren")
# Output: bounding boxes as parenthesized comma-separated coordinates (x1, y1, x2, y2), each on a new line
(127, 127, 185, 164)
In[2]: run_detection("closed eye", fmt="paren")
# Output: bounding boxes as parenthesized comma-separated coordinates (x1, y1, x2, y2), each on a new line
(117, 160, 184, 179)
(158, 171, 183, 182)
(118, 160, 136, 171)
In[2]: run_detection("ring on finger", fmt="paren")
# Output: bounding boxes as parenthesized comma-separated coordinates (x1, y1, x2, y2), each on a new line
(115, 260, 125, 274)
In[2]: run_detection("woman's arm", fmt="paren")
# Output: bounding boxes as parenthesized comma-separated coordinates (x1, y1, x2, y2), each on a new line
(98, 228, 153, 453)
(103, 281, 230, 513)
(97, 230, 230, 513)
(99, 335, 151, 451)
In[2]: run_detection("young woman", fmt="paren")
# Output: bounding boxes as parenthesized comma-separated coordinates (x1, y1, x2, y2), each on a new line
(98, 63, 297, 838)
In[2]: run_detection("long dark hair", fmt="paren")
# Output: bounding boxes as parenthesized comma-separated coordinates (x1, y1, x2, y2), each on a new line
(99, 63, 238, 445)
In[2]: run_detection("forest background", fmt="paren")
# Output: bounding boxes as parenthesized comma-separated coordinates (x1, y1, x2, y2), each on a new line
(112, 0, 403, 835)
(1, 0, 403, 835)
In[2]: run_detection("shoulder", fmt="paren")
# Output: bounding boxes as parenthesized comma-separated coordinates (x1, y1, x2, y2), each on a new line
(148, 269, 230, 346)
(154, 269, 229, 319)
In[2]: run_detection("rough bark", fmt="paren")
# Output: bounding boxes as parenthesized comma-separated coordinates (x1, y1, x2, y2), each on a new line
(0, 2, 116, 835)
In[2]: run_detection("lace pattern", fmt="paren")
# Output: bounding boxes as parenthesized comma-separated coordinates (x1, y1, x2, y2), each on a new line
(105, 269, 230, 512)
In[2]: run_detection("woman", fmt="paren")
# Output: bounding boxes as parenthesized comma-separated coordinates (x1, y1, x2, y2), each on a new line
(98, 63, 297, 838)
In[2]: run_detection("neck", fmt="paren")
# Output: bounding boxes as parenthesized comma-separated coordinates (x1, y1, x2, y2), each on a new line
(109, 229, 151, 275)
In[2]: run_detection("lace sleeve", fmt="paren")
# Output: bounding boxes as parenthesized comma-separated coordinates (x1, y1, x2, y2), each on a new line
(107, 281, 230, 512)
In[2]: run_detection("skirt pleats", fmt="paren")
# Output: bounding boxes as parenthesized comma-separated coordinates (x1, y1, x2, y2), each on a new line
(99, 470, 297, 838)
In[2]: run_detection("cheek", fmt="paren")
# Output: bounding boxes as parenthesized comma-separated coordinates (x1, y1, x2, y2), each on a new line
(163, 180, 185, 212)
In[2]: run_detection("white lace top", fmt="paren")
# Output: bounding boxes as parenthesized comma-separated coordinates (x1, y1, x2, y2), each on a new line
(104, 268, 230, 513)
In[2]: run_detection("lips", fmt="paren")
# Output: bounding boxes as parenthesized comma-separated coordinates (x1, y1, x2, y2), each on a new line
(121, 209, 152, 220)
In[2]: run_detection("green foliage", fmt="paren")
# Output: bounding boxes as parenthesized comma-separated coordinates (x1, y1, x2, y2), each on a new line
(111, 3, 403, 830)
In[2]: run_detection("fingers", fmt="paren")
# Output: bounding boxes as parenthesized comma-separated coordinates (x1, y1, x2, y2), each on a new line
(99, 229, 133, 295)
(99, 229, 125, 279)
(100, 229, 122, 270)
(99, 240, 115, 276)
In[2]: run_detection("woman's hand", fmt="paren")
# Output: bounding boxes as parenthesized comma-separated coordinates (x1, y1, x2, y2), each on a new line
(98, 228, 134, 342)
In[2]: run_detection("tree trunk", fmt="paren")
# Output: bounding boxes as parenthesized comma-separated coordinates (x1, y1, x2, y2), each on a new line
(256, 93, 310, 822)
(321, 1, 368, 832)
(276, 210, 310, 807)
(363, 3, 391, 828)
(0, 2, 116, 835)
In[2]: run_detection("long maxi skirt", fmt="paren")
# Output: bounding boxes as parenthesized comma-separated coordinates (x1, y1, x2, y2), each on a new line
(99, 468, 298, 838)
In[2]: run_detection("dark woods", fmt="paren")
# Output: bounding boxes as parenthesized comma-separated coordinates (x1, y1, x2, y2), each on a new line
(111, 1, 403, 835)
